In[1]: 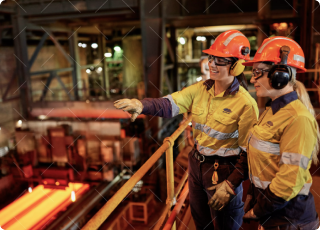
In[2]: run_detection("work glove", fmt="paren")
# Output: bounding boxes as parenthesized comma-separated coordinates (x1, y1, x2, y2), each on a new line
(114, 99, 143, 122)
(207, 180, 236, 210)
(243, 208, 258, 222)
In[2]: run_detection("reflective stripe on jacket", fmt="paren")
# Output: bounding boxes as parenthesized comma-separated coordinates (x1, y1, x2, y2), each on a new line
(165, 78, 259, 157)
(247, 91, 318, 227)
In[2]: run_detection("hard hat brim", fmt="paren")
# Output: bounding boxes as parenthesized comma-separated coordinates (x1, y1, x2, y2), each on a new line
(242, 60, 307, 73)
(202, 49, 232, 58)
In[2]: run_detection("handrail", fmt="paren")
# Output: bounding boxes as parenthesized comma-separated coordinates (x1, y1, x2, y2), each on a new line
(82, 114, 192, 230)
(163, 181, 189, 230)
(154, 169, 189, 230)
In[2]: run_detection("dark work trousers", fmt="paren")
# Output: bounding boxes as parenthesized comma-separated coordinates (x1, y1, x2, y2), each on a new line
(259, 217, 319, 230)
(188, 148, 244, 230)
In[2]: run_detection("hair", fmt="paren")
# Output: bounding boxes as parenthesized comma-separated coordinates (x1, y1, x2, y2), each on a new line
(289, 72, 320, 165)
(236, 73, 248, 91)
(231, 57, 249, 91)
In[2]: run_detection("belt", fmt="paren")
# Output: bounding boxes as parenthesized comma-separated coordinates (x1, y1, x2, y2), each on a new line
(193, 149, 239, 165)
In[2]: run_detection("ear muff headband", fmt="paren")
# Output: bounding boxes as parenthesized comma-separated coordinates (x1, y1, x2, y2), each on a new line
(267, 46, 292, 89)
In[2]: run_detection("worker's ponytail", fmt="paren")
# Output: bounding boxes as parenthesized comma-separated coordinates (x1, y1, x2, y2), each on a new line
(293, 79, 320, 165)
(236, 73, 248, 91)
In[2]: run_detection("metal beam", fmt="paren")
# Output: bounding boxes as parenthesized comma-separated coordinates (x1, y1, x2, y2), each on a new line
(167, 13, 256, 27)
(11, 12, 31, 117)
(2, 70, 17, 102)
(165, 34, 175, 63)
(54, 72, 73, 100)
(140, 1, 164, 99)
(99, 32, 110, 98)
(27, 9, 136, 23)
(0, 5, 15, 14)
(40, 72, 54, 101)
(26, 23, 72, 33)
(169, 26, 178, 91)
(140, 0, 165, 133)
(28, 33, 49, 70)
(48, 32, 73, 64)
(68, 30, 81, 100)
(300, 0, 314, 69)
(30, 67, 73, 76)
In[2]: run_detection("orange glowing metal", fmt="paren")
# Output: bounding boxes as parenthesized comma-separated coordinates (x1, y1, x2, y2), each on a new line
(0, 183, 89, 230)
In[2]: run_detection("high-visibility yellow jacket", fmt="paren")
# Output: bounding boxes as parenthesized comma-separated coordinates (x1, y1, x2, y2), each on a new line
(165, 78, 259, 157)
(247, 91, 318, 226)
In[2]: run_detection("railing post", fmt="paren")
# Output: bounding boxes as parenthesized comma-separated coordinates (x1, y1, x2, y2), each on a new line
(164, 136, 176, 230)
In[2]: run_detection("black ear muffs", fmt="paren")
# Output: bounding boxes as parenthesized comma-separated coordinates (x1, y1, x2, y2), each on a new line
(268, 46, 292, 89)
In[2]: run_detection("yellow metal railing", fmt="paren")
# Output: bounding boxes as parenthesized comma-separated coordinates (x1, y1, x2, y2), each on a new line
(82, 115, 192, 230)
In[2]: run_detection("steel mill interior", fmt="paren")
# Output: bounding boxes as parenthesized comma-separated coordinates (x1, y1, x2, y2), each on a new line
(0, 0, 320, 230)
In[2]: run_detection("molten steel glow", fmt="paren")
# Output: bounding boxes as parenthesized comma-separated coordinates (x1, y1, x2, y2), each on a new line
(0, 183, 89, 230)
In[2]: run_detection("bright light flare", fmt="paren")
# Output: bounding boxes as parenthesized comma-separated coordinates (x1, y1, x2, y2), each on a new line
(71, 191, 76, 202)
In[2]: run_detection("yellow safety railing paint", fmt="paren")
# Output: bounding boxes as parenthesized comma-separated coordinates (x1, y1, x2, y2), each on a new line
(82, 115, 192, 230)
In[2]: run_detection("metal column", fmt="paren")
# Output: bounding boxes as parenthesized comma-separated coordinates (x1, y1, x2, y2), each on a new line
(68, 29, 81, 100)
(140, 0, 165, 132)
(11, 10, 31, 117)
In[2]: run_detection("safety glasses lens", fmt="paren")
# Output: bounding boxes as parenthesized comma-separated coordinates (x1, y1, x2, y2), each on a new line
(208, 55, 229, 65)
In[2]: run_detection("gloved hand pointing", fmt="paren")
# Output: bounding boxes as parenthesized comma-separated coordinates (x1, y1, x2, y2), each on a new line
(114, 99, 143, 122)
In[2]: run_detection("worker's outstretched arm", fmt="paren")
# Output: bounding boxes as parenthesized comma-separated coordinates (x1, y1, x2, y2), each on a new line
(114, 82, 201, 122)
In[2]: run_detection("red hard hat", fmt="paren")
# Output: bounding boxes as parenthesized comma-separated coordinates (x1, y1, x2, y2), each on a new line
(202, 30, 251, 61)
(243, 36, 306, 73)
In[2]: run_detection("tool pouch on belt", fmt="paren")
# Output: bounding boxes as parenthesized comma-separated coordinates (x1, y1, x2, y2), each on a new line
(211, 160, 219, 184)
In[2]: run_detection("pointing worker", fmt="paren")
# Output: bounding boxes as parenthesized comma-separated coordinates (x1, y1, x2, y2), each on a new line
(242, 36, 320, 229)
(114, 30, 259, 230)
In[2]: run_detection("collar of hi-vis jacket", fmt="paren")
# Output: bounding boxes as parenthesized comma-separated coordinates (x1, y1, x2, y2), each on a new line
(204, 77, 240, 97)
(265, 91, 298, 114)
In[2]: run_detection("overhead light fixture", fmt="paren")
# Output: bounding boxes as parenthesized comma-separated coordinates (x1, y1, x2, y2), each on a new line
(179, 37, 186, 45)
(104, 53, 112, 57)
(114, 46, 121, 52)
(196, 36, 206, 41)
(96, 67, 103, 73)
(86, 69, 91, 74)
(82, 43, 87, 48)
(91, 43, 98, 49)
(28, 187, 32, 193)
(78, 42, 82, 47)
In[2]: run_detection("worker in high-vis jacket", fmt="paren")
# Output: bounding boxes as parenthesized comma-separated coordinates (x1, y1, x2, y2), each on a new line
(114, 30, 259, 230)
(241, 36, 320, 229)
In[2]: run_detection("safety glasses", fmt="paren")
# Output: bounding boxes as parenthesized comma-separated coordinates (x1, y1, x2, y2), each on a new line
(208, 55, 233, 66)
(251, 68, 270, 80)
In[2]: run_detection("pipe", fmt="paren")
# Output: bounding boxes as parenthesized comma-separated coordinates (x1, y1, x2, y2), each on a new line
(163, 181, 189, 230)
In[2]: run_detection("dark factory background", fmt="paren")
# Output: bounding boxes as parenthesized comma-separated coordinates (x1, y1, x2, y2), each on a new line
(0, 0, 319, 229)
